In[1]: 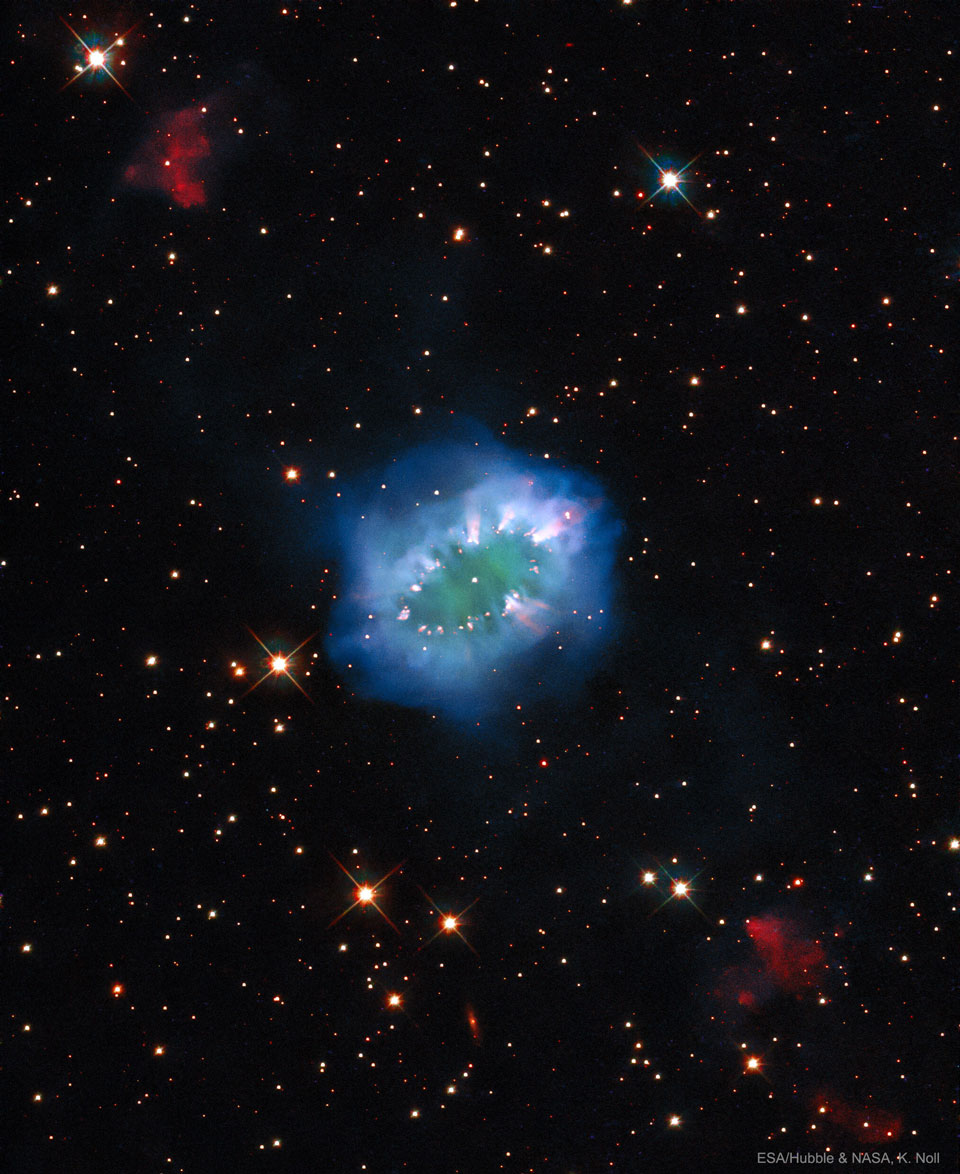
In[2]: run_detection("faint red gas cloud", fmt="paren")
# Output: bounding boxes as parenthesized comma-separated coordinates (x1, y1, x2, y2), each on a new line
(745, 913, 827, 995)
(123, 104, 212, 208)
(711, 919, 903, 1146)
(714, 912, 827, 1016)
(811, 1090, 903, 1145)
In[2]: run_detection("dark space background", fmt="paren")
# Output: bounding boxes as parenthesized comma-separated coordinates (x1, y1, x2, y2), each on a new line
(3, 2, 957, 1171)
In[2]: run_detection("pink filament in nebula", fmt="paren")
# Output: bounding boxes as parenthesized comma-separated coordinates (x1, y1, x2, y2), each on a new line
(124, 105, 211, 208)
(745, 914, 827, 994)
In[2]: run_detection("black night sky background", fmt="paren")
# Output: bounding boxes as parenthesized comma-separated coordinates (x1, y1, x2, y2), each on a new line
(3, 3, 957, 1171)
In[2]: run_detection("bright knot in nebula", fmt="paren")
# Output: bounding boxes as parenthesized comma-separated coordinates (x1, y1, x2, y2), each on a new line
(325, 439, 621, 721)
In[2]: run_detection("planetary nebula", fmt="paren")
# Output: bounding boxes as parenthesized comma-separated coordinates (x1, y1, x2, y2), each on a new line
(324, 437, 621, 721)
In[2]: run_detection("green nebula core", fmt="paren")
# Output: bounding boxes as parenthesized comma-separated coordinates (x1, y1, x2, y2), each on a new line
(400, 534, 546, 632)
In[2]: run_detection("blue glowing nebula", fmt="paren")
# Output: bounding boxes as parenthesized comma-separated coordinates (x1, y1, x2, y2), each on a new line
(324, 437, 621, 722)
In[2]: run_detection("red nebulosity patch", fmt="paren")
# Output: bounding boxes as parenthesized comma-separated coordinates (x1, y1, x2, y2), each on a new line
(713, 964, 774, 1015)
(745, 914, 826, 994)
(124, 105, 211, 208)
(811, 1092, 903, 1144)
